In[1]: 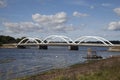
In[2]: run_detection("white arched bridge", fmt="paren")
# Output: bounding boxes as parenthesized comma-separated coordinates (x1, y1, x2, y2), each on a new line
(17, 35, 114, 50)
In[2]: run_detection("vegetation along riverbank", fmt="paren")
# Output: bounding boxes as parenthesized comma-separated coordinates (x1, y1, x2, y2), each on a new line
(15, 56, 120, 80)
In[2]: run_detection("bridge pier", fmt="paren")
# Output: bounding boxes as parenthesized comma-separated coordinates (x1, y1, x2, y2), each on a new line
(68, 45, 79, 50)
(39, 45, 48, 49)
(17, 45, 26, 49)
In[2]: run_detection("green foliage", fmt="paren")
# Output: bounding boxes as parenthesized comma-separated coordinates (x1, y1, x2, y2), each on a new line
(16, 37, 26, 43)
(0, 35, 26, 44)
(0, 35, 16, 44)
(0, 42, 3, 46)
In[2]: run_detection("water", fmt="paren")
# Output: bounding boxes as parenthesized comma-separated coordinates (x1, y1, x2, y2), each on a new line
(0, 46, 120, 80)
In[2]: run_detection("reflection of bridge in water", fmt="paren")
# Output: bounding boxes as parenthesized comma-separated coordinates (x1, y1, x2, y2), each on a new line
(17, 35, 114, 50)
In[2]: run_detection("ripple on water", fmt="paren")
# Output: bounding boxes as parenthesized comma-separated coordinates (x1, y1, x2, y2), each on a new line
(0, 58, 16, 64)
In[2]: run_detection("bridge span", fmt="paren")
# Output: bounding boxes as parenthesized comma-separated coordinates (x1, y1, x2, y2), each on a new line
(16, 35, 115, 50)
(2, 43, 120, 51)
(17, 43, 113, 47)
(16, 43, 115, 50)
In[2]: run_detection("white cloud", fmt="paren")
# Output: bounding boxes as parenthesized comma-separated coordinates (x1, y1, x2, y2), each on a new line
(67, 0, 95, 9)
(114, 8, 120, 16)
(32, 12, 67, 27)
(73, 11, 89, 17)
(108, 21, 120, 31)
(3, 22, 42, 33)
(68, 0, 88, 7)
(32, 12, 75, 32)
(90, 5, 94, 9)
(2, 12, 75, 34)
(101, 3, 111, 7)
(0, 0, 7, 8)
(52, 24, 74, 32)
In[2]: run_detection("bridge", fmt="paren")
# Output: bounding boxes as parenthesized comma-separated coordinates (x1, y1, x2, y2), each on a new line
(16, 35, 115, 50)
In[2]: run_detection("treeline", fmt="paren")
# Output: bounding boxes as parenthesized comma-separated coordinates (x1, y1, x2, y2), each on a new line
(0, 35, 25, 45)
(81, 41, 120, 44)
(0, 35, 120, 45)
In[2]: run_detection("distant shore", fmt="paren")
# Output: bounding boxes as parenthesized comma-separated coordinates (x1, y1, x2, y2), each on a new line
(108, 46, 120, 52)
(14, 55, 120, 80)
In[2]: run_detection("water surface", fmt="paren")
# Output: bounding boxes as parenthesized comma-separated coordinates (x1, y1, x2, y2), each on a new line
(0, 46, 120, 80)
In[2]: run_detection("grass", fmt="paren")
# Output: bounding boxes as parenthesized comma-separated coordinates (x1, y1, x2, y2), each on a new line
(78, 65, 120, 80)
(51, 62, 120, 80)
(14, 56, 120, 80)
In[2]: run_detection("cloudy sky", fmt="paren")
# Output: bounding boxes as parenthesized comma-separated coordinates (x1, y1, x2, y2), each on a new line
(0, 0, 120, 40)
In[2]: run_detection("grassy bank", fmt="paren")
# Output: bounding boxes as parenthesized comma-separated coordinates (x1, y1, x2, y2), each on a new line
(15, 56, 120, 80)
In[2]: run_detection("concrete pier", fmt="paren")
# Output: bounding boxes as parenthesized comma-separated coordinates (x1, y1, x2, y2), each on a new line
(68, 45, 79, 50)
(39, 45, 48, 49)
(17, 45, 26, 49)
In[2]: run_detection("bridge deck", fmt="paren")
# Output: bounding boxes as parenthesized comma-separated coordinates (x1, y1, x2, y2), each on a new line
(15, 43, 117, 47)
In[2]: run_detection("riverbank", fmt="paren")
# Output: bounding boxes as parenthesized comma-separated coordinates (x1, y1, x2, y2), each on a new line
(15, 56, 120, 80)
(108, 46, 120, 51)
(0, 44, 16, 48)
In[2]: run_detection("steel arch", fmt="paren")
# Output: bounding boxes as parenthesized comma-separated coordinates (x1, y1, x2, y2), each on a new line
(43, 35, 74, 44)
(75, 36, 113, 46)
(18, 37, 42, 45)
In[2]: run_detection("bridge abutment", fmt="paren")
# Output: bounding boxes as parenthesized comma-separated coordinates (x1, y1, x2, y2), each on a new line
(17, 45, 26, 49)
(68, 45, 79, 50)
(39, 45, 48, 49)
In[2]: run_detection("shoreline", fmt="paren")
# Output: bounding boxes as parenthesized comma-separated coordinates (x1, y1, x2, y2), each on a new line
(14, 56, 120, 80)
(108, 46, 120, 52)
(0, 44, 17, 48)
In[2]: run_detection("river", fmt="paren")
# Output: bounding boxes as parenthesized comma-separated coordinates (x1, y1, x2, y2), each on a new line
(0, 46, 120, 80)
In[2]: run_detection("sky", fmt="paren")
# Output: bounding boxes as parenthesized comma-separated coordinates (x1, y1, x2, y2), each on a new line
(0, 0, 120, 40)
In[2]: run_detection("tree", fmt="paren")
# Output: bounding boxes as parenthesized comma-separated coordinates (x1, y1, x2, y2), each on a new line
(0, 35, 16, 44)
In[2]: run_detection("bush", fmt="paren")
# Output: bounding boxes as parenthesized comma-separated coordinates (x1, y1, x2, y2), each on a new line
(0, 42, 3, 46)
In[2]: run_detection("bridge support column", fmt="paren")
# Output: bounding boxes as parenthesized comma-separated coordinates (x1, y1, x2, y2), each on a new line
(17, 45, 26, 49)
(68, 45, 79, 50)
(39, 45, 48, 49)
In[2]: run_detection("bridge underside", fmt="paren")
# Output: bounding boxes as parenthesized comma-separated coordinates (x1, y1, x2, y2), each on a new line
(17, 44, 79, 50)
(39, 45, 48, 49)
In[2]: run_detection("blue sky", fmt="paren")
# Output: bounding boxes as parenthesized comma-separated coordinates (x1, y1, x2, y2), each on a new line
(0, 0, 120, 40)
